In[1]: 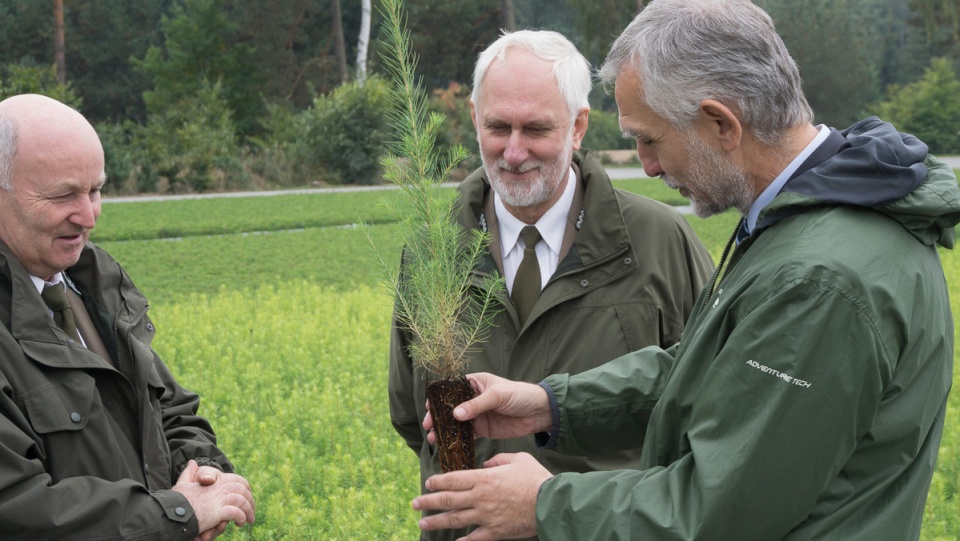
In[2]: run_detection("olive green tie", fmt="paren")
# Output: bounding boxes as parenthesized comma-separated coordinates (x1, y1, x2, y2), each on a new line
(512, 226, 542, 326)
(41, 284, 81, 343)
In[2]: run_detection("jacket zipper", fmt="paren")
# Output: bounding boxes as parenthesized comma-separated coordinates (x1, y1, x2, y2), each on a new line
(703, 217, 744, 310)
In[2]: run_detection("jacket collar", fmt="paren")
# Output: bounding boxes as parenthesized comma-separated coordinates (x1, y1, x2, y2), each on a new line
(1, 240, 148, 346)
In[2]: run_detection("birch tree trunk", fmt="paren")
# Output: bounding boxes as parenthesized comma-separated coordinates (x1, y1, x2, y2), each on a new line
(502, 0, 516, 31)
(356, 0, 371, 86)
(54, 0, 66, 83)
(331, 0, 348, 83)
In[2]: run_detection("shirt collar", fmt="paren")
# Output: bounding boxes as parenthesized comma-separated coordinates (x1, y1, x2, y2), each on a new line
(30, 272, 65, 295)
(496, 166, 576, 258)
(744, 124, 831, 234)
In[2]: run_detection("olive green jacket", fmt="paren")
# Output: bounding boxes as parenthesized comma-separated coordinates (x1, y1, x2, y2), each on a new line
(388, 149, 713, 539)
(0, 241, 232, 540)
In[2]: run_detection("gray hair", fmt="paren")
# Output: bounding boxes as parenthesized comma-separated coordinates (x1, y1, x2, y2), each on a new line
(0, 114, 17, 192)
(599, 0, 813, 145)
(472, 30, 592, 124)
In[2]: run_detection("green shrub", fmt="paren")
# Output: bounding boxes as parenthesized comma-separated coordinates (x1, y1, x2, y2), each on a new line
(302, 76, 392, 185)
(95, 121, 139, 194)
(583, 108, 633, 151)
(871, 57, 960, 154)
(0, 62, 82, 109)
(136, 79, 243, 192)
(428, 82, 480, 175)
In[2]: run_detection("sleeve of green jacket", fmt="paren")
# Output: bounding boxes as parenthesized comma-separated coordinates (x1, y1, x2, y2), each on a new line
(537, 279, 887, 540)
(540, 343, 678, 455)
(0, 374, 201, 540)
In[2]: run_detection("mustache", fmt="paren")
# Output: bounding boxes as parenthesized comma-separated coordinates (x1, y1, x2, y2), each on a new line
(496, 159, 543, 174)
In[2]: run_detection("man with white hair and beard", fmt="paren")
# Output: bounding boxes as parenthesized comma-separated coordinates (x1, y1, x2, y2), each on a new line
(388, 29, 713, 541)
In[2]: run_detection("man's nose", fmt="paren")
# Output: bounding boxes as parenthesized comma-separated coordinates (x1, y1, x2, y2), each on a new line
(637, 145, 663, 177)
(503, 131, 529, 165)
(70, 197, 99, 229)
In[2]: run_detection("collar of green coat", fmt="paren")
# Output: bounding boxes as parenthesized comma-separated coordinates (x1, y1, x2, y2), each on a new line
(0, 240, 149, 345)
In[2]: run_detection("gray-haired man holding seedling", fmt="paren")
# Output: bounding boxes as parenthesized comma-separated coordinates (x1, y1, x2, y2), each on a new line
(388, 29, 713, 541)
(0, 93, 255, 540)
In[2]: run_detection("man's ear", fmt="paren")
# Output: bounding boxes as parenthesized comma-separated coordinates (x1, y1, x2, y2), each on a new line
(470, 99, 479, 131)
(571, 107, 590, 151)
(699, 99, 742, 152)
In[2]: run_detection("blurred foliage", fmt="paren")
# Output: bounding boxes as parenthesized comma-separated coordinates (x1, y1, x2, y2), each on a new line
(253, 75, 392, 186)
(871, 57, 960, 154)
(427, 82, 480, 174)
(133, 0, 262, 137)
(583, 109, 633, 152)
(0, 62, 82, 108)
(134, 80, 243, 193)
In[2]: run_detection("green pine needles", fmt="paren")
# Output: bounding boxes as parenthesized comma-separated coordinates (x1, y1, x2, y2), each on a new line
(362, 0, 504, 381)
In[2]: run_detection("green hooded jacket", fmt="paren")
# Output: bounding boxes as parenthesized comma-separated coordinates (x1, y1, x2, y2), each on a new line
(0, 241, 232, 539)
(389, 149, 714, 540)
(537, 118, 959, 540)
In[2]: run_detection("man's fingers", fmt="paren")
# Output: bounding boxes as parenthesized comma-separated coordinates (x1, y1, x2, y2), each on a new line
(423, 470, 483, 492)
(176, 460, 199, 484)
(417, 508, 480, 532)
(482, 452, 520, 468)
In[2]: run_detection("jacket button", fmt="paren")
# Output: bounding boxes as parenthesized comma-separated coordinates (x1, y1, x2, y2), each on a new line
(70, 412, 81, 423)
(175, 506, 187, 517)
(580, 279, 589, 288)
(624, 257, 632, 265)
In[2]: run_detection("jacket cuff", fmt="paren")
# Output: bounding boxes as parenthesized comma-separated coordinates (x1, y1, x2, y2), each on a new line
(151, 490, 200, 539)
(535, 381, 561, 448)
(173, 456, 226, 479)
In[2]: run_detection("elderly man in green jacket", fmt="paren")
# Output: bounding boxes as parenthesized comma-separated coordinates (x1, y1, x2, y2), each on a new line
(388, 29, 713, 541)
(411, 1, 959, 540)
(0, 94, 255, 540)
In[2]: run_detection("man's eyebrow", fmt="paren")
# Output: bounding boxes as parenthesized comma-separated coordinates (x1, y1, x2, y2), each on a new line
(621, 128, 645, 139)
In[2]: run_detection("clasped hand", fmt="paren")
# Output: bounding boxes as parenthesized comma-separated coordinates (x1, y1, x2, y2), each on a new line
(173, 460, 256, 541)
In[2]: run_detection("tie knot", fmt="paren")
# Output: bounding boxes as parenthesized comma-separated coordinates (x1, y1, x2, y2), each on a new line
(520, 226, 541, 249)
(41, 284, 70, 311)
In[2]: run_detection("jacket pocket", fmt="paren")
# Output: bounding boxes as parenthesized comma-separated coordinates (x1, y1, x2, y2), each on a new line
(21, 372, 96, 433)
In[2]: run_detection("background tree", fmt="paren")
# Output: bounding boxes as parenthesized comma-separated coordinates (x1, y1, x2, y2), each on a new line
(357, 0, 372, 86)
(759, 0, 878, 128)
(53, 0, 65, 83)
(134, 0, 262, 136)
(405, 0, 501, 87)
(870, 57, 960, 154)
(502, 0, 516, 30)
(910, 0, 960, 63)
(568, 0, 637, 65)
(331, 0, 349, 83)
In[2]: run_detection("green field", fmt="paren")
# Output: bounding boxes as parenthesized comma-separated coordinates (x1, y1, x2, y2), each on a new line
(94, 177, 959, 540)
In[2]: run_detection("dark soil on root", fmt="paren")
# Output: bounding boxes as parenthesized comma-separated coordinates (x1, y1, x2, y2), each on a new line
(426, 376, 476, 472)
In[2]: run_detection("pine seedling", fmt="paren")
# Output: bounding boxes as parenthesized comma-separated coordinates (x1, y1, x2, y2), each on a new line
(362, 0, 504, 382)
(361, 0, 505, 473)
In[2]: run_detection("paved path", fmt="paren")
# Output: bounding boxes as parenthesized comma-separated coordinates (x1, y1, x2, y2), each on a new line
(103, 157, 960, 203)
